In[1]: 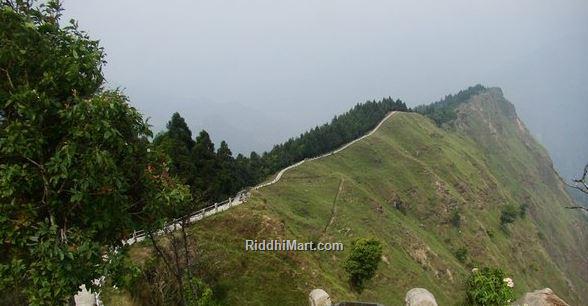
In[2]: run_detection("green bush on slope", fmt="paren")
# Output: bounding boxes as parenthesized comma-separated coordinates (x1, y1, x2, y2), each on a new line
(344, 238, 383, 293)
(466, 267, 514, 306)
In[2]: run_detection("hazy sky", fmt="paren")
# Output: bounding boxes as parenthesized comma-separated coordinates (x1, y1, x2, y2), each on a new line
(62, 0, 588, 178)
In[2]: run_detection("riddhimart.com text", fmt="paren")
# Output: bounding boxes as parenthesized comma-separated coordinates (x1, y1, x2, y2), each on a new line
(244, 239, 344, 252)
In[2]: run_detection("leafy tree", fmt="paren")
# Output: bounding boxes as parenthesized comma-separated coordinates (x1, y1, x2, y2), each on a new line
(141, 154, 201, 306)
(343, 238, 383, 292)
(0, 2, 187, 304)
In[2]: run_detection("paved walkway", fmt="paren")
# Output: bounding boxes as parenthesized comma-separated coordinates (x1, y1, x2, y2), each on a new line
(75, 111, 398, 305)
(254, 111, 398, 189)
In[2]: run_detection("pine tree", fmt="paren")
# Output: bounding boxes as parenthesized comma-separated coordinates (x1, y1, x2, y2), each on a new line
(167, 112, 195, 150)
(153, 113, 196, 187)
(192, 130, 217, 202)
(216, 141, 236, 199)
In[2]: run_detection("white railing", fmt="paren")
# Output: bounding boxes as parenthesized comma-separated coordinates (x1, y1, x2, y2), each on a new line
(76, 111, 398, 305)
(122, 192, 248, 246)
(126, 111, 398, 246)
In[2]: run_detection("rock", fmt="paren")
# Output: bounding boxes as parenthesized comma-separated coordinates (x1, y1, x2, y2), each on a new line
(513, 288, 569, 306)
(405, 288, 438, 306)
(309, 288, 331, 306)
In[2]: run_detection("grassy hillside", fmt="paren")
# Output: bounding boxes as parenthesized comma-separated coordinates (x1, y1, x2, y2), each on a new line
(111, 89, 588, 305)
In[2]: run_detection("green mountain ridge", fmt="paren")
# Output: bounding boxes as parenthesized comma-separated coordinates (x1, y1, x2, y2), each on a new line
(115, 88, 588, 305)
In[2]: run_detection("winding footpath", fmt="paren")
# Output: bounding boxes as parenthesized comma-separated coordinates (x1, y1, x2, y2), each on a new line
(74, 111, 398, 305)
(253, 111, 398, 189)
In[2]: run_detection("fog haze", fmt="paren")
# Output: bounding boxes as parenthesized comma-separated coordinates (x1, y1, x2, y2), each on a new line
(62, 0, 588, 179)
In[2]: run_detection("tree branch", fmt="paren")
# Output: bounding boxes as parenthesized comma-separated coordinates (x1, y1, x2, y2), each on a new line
(0, 68, 15, 91)
(565, 206, 588, 212)
(567, 163, 588, 195)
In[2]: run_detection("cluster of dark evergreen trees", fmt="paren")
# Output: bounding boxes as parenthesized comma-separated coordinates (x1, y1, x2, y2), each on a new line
(155, 98, 408, 205)
(260, 98, 408, 175)
(152, 114, 242, 205)
(413, 84, 486, 125)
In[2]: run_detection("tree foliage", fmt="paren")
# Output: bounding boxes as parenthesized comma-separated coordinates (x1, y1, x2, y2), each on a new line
(414, 84, 486, 126)
(466, 267, 514, 306)
(500, 204, 519, 225)
(343, 238, 383, 292)
(0, 2, 190, 304)
(153, 113, 197, 188)
(0, 2, 410, 303)
(154, 98, 408, 205)
(261, 98, 408, 175)
(154, 118, 240, 205)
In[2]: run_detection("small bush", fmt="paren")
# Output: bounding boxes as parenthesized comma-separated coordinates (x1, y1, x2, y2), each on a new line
(500, 204, 519, 226)
(451, 210, 462, 228)
(537, 231, 546, 240)
(466, 267, 514, 306)
(344, 238, 383, 292)
(519, 203, 529, 218)
(184, 275, 215, 306)
(486, 229, 495, 238)
(454, 247, 468, 263)
(392, 198, 408, 215)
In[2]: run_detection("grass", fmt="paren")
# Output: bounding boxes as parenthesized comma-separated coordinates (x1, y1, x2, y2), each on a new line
(106, 90, 588, 305)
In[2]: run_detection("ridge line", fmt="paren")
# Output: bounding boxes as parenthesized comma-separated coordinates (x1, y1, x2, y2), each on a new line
(253, 111, 399, 190)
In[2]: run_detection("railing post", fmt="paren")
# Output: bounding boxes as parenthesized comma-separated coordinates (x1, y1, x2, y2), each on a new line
(214, 202, 218, 213)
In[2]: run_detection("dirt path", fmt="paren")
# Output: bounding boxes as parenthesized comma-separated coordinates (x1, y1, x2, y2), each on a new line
(323, 178, 344, 235)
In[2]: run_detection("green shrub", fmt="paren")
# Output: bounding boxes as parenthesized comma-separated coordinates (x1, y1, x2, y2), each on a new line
(486, 229, 495, 238)
(519, 203, 529, 218)
(184, 275, 215, 306)
(500, 204, 519, 225)
(466, 267, 514, 306)
(454, 247, 468, 263)
(537, 231, 546, 240)
(451, 210, 462, 228)
(343, 238, 383, 292)
(392, 197, 408, 215)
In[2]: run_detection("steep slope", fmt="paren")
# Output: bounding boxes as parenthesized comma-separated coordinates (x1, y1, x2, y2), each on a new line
(114, 88, 588, 305)
(451, 88, 588, 300)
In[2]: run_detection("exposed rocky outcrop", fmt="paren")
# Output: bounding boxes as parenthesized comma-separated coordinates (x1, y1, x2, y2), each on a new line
(405, 288, 438, 306)
(513, 288, 569, 306)
(309, 289, 331, 306)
